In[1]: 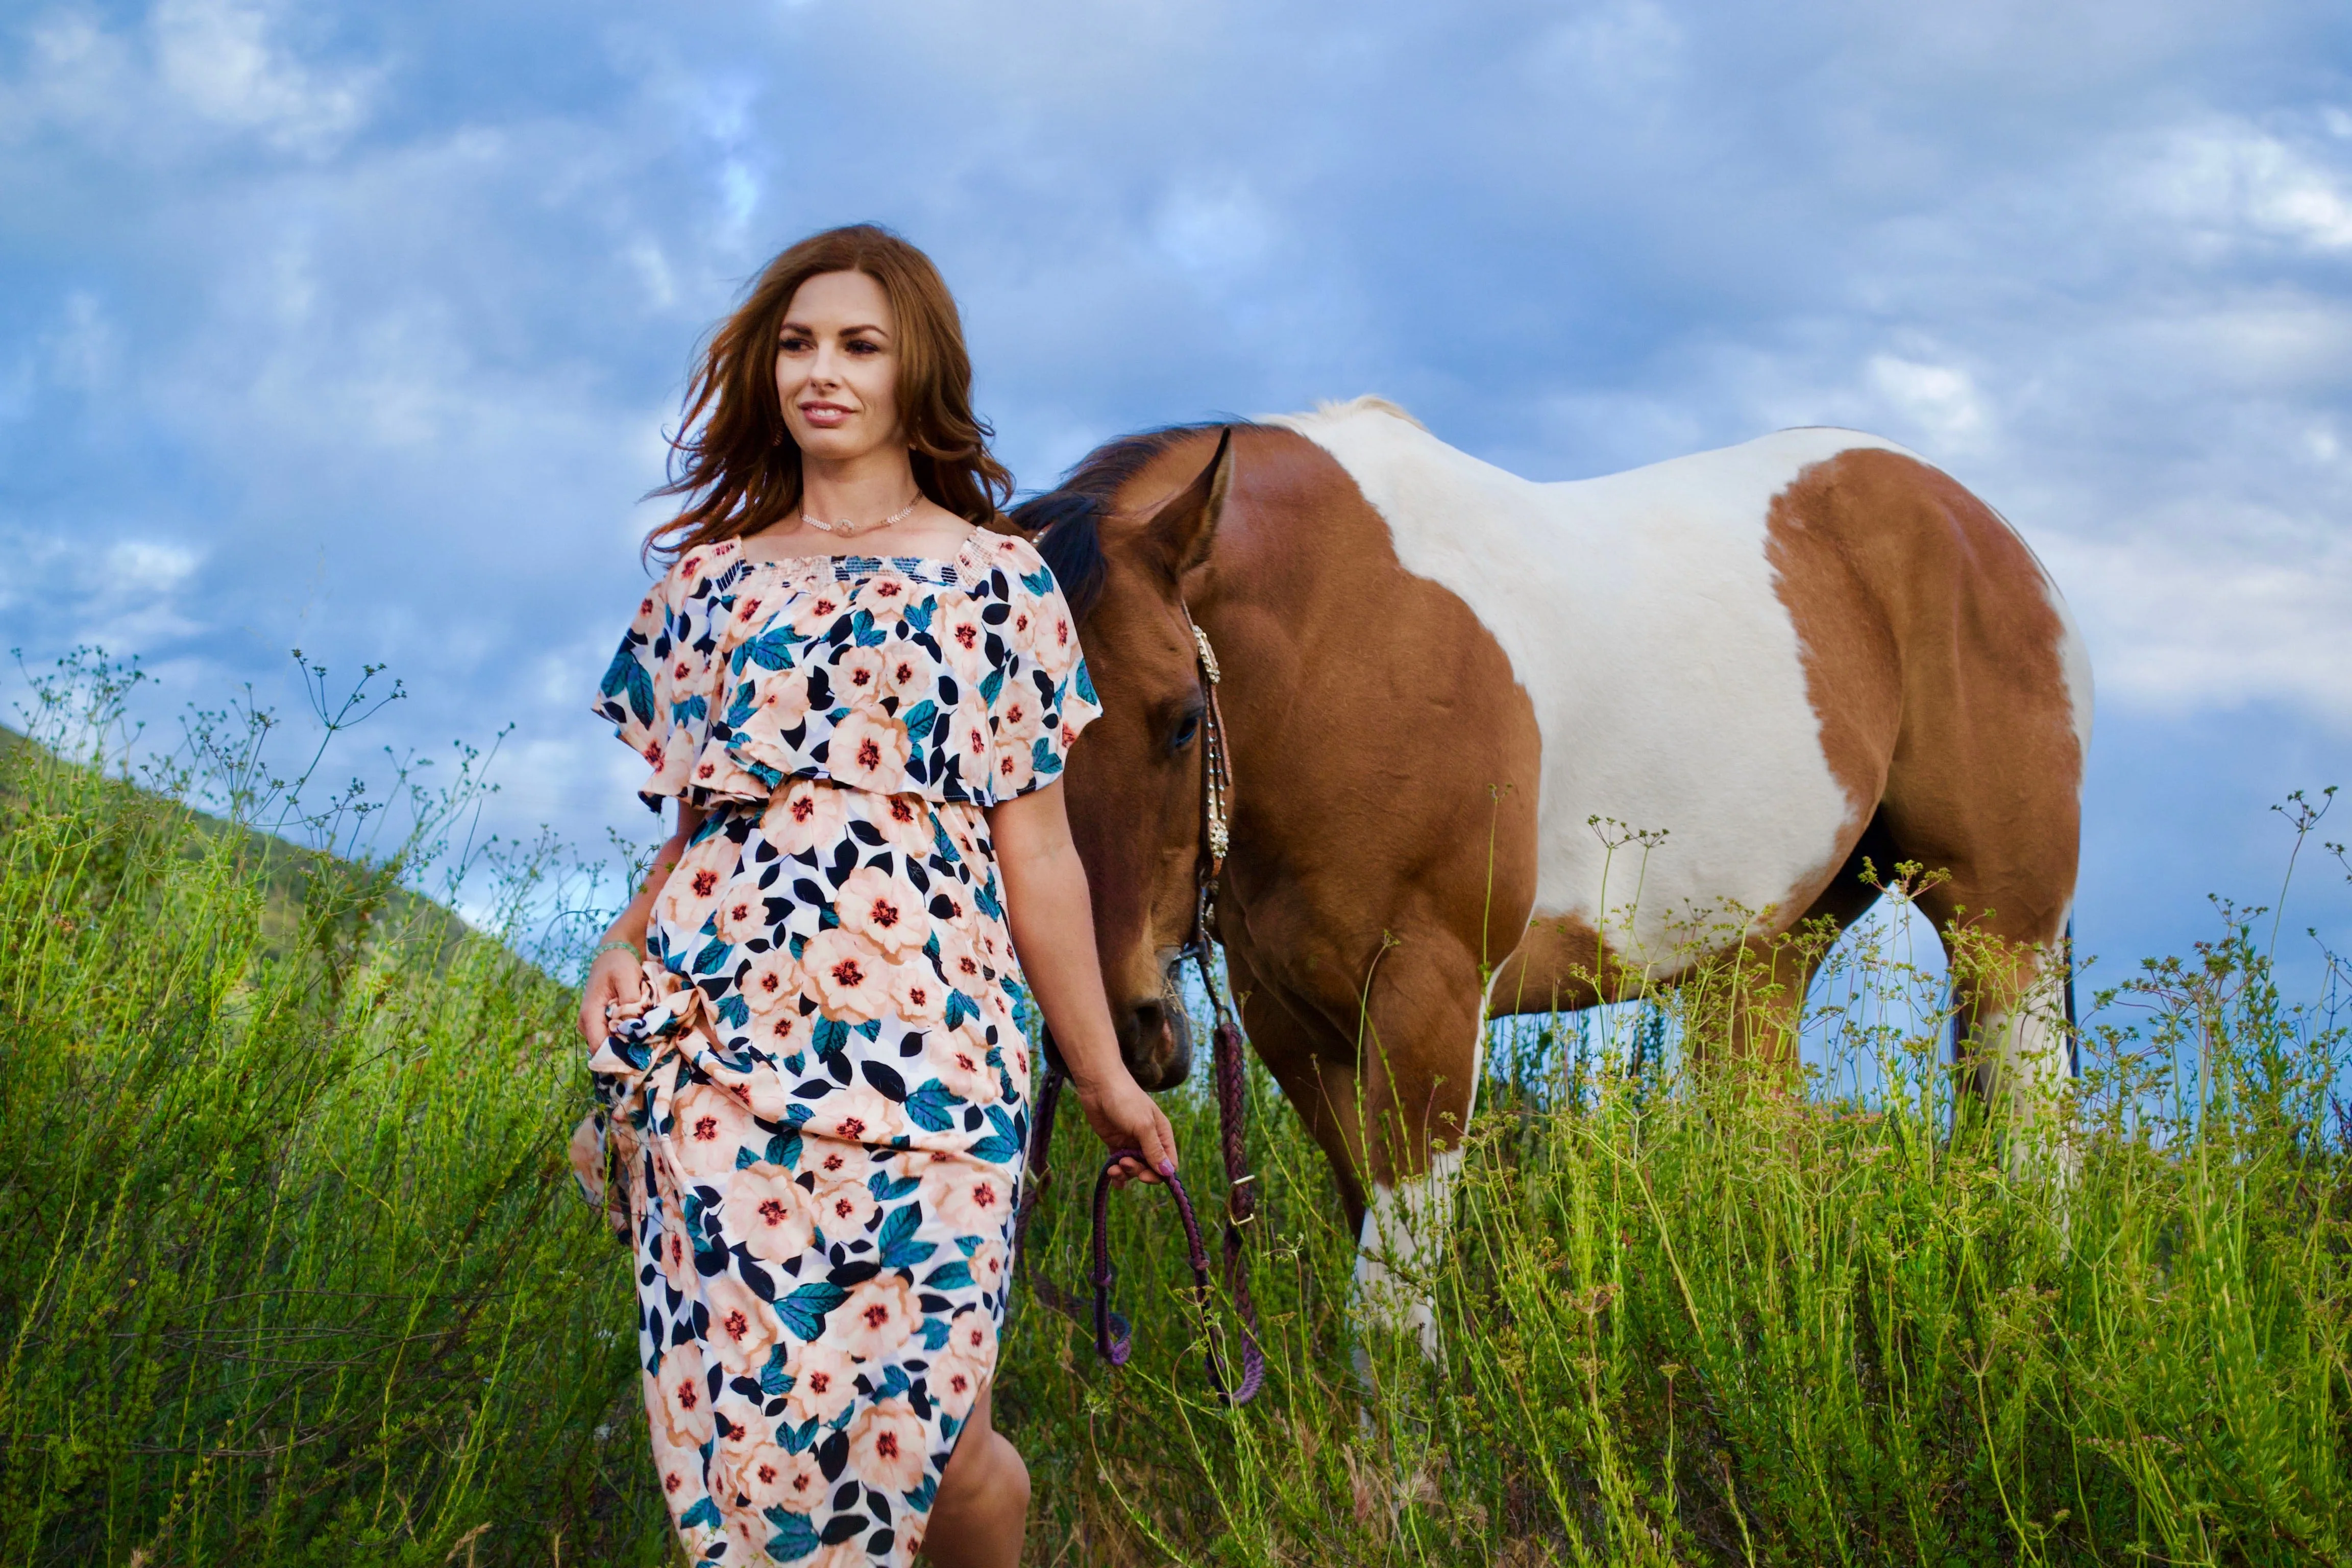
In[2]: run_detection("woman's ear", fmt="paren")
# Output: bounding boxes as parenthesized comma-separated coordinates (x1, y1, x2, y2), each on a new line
(1145, 427, 1233, 583)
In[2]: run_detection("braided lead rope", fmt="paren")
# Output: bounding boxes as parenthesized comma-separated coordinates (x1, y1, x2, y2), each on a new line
(1090, 1148, 1264, 1402)
(1011, 603, 1266, 1404)
(1176, 608, 1264, 1392)
(1013, 1042, 1267, 1404)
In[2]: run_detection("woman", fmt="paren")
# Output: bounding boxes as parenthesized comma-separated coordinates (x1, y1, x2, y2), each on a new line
(571, 224, 1177, 1568)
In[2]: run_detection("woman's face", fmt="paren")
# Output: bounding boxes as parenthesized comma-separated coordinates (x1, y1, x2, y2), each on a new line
(776, 270, 903, 464)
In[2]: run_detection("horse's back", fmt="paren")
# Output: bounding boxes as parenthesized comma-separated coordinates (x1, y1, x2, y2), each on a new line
(1268, 401, 2086, 968)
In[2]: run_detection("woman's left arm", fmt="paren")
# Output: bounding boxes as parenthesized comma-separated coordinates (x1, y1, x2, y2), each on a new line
(989, 779, 1178, 1186)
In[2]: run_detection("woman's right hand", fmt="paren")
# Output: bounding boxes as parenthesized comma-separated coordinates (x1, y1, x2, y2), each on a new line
(577, 944, 645, 1048)
(1070, 1068, 1181, 1189)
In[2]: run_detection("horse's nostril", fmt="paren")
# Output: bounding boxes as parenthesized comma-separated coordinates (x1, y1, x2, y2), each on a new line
(1117, 1000, 1160, 1071)
(1110, 995, 1193, 1091)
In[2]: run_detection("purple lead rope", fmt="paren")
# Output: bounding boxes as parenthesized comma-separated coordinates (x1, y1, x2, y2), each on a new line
(1015, 1032, 1266, 1405)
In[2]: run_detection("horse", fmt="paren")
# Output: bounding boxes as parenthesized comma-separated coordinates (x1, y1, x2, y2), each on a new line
(1009, 397, 2091, 1353)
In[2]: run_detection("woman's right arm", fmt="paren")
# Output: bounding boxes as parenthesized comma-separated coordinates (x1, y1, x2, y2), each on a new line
(576, 803, 706, 1047)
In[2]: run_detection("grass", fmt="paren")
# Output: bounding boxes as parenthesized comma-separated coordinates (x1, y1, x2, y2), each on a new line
(3, 652, 2346, 1566)
(0, 656, 664, 1566)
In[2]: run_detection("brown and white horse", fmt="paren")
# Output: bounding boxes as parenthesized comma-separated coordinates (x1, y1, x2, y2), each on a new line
(1012, 398, 2090, 1350)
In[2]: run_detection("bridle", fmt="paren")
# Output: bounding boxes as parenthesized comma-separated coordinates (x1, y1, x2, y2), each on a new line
(1014, 602, 1266, 1405)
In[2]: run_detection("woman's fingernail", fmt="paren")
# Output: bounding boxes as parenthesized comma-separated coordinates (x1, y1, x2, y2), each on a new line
(1156, 1159, 1175, 1178)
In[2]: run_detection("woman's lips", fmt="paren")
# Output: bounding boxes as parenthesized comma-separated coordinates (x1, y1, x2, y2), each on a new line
(799, 401, 852, 427)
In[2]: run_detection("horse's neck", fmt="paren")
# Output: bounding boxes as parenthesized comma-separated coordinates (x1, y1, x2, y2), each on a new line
(1196, 436, 1471, 847)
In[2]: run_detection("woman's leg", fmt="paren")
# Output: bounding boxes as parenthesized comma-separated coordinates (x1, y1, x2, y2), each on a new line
(919, 1383, 1028, 1567)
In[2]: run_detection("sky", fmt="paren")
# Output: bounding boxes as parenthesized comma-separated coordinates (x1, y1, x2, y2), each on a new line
(3, 0, 2349, 1006)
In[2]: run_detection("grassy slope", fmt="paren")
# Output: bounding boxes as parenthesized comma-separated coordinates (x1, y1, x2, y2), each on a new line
(0, 723, 472, 968)
(3, 723, 2347, 1566)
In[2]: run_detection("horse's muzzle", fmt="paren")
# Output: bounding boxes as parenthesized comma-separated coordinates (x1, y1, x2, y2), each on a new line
(1116, 954, 1195, 1091)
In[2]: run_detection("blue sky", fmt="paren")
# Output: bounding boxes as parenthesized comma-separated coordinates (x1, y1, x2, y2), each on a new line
(3, 0, 2349, 995)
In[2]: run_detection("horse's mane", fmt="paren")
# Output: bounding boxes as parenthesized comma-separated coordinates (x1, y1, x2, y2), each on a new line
(1008, 422, 1242, 618)
(1010, 399, 1426, 615)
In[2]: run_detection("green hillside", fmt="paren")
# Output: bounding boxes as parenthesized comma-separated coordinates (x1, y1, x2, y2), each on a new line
(0, 721, 473, 973)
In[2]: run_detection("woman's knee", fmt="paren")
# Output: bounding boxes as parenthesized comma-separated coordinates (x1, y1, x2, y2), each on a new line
(993, 1433, 1031, 1514)
(941, 1426, 1023, 1502)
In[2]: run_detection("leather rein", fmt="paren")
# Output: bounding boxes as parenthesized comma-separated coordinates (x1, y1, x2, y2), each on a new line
(1013, 604, 1266, 1406)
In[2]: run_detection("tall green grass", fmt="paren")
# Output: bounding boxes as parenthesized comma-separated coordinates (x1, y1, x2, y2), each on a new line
(1006, 860, 2352, 1565)
(3, 653, 2345, 1566)
(0, 656, 665, 1566)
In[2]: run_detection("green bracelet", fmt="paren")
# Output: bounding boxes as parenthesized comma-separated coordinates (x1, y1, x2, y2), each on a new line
(592, 939, 642, 965)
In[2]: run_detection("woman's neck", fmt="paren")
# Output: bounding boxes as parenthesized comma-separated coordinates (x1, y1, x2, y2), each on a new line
(800, 449, 922, 529)
(738, 447, 971, 561)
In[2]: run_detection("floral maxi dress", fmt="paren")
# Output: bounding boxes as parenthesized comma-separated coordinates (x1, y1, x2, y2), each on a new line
(571, 531, 1099, 1566)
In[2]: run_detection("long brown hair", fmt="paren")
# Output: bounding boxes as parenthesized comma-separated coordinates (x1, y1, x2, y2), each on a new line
(645, 225, 1013, 560)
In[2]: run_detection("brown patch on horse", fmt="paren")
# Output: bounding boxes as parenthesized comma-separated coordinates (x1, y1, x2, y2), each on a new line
(1766, 449, 2082, 949)
(1703, 448, 2086, 1068)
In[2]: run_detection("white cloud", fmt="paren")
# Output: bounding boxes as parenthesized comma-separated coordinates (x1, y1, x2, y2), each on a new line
(151, 0, 370, 155)
(2143, 118, 2352, 253)
(0, 0, 370, 157)
(1866, 354, 1989, 450)
(0, 12, 135, 141)
(2123, 294, 2352, 391)
(23, 537, 215, 654)
(105, 538, 203, 594)
(2042, 515, 2352, 724)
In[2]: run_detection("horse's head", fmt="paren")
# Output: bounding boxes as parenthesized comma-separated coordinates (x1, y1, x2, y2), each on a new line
(1011, 426, 1236, 1091)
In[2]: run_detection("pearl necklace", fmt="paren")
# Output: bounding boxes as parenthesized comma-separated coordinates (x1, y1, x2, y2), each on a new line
(800, 497, 922, 537)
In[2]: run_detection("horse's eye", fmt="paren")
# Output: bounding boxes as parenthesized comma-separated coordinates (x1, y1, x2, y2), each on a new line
(1169, 712, 1200, 751)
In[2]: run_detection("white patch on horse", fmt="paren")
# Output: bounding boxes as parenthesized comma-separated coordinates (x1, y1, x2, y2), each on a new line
(1269, 399, 1917, 974)
(2047, 579, 2096, 773)
(1351, 1146, 1462, 1363)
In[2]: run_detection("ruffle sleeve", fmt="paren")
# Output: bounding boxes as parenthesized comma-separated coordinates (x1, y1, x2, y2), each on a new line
(593, 550, 767, 812)
(976, 541, 1103, 803)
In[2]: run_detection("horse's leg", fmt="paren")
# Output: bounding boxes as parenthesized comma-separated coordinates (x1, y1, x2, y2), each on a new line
(1223, 940, 1370, 1234)
(1232, 935, 1472, 1370)
(1925, 887, 2075, 1173)
(1806, 454, 2086, 1170)
(1881, 805, 2078, 1175)
(1341, 930, 1485, 1364)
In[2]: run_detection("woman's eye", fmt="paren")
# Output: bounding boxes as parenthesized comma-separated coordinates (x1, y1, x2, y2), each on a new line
(779, 335, 811, 353)
(1170, 713, 1200, 750)
(847, 340, 880, 355)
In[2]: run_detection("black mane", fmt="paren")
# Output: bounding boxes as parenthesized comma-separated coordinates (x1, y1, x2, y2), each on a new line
(1007, 422, 1240, 618)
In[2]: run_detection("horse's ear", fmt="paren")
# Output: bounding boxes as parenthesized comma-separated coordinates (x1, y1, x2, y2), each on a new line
(1145, 427, 1233, 583)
